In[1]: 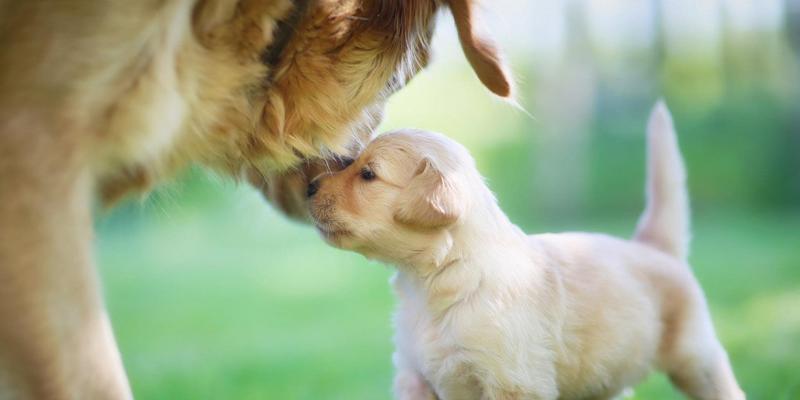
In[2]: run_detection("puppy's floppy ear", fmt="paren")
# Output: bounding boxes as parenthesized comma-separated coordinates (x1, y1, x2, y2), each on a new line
(393, 158, 464, 229)
(447, 0, 512, 97)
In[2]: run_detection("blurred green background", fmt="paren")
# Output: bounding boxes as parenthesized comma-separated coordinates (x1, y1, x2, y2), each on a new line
(96, 1, 799, 399)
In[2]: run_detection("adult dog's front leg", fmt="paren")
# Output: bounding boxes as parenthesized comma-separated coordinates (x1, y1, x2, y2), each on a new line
(0, 113, 131, 399)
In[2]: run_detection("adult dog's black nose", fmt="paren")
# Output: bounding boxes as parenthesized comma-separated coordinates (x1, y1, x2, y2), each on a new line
(339, 156, 355, 169)
(306, 179, 320, 198)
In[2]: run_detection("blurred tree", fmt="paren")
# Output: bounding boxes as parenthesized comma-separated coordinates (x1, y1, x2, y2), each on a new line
(531, 0, 595, 219)
(651, 0, 665, 76)
(784, 0, 800, 206)
(788, 0, 800, 48)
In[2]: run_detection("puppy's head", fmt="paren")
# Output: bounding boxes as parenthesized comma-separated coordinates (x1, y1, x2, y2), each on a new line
(308, 129, 478, 265)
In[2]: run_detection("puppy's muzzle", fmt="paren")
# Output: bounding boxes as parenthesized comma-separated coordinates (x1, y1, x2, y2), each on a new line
(306, 156, 352, 198)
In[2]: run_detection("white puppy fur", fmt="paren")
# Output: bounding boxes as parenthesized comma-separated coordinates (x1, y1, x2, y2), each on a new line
(308, 102, 745, 400)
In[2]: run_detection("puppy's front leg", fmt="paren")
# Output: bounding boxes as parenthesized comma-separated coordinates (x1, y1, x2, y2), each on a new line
(482, 387, 557, 400)
(394, 369, 437, 400)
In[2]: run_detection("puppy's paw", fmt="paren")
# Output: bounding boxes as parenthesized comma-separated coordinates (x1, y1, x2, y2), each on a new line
(394, 370, 437, 400)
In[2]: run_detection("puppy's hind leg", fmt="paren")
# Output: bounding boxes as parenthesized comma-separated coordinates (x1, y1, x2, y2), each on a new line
(666, 348, 744, 400)
(661, 309, 744, 400)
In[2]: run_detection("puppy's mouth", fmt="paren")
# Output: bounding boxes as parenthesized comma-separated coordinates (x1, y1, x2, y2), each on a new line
(309, 197, 352, 244)
(314, 221, 352, 246)
(310, 212, 350, 242)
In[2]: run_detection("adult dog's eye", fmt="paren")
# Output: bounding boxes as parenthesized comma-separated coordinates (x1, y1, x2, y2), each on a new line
(360, 167, 376, 181)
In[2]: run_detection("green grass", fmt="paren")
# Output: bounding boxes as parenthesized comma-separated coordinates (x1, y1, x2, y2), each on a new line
(96, 179, 800, 399)
(98, 187, 396, 400)
(93, 62, 799, 399)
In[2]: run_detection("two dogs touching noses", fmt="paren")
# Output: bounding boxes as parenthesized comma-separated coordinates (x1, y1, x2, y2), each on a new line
(307, 102, 745, 400)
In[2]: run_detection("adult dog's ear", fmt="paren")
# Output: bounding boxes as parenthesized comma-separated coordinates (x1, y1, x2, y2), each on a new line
(394, 158, 464, 229)
(447, 0, 512, 97)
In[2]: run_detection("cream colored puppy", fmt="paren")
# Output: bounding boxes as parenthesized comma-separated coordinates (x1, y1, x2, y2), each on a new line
(307, 103, 744, 400)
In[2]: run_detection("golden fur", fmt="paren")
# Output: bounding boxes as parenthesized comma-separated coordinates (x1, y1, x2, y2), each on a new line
(0, 0, 511, 398)
(307, 104, 745, 399)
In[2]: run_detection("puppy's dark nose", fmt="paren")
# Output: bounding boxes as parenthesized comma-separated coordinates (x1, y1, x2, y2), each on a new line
(306, 179, 320, 198)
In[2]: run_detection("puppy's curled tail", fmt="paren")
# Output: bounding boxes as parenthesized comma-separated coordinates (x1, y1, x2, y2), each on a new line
(633, 101, 690, 261)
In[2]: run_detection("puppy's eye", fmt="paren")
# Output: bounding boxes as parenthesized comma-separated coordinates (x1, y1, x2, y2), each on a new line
(341, 157, 355, 168)
(360, 167, 376, 181)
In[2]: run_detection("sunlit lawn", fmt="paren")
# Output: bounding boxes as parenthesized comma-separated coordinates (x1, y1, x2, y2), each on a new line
(97, 177, 799, 399)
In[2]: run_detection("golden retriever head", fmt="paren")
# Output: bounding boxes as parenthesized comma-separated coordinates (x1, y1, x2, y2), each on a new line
(97, 0, 510, 206)
(243, 0, 511, 217)
(250, 0, 512, 165)
(307, 129, 486, 266)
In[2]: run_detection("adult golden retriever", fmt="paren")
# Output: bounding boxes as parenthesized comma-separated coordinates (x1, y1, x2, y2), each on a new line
(0, 0, 510, 398)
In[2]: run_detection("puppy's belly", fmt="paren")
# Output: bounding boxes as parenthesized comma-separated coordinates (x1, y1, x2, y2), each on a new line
(554, 273, 662, 395)
(528, 232, 668, 397)
(555, 323, 658, 399)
